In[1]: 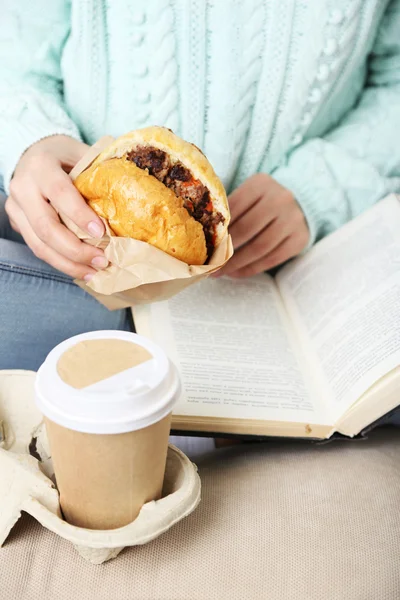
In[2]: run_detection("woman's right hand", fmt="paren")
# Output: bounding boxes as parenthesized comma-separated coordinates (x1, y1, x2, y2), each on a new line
(6, 135, 108, 281)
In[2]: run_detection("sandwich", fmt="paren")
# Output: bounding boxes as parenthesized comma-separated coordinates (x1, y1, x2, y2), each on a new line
(74, 126, 230, 265)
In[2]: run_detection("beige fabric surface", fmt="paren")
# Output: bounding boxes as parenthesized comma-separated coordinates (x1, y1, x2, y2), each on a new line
(1, 428, 400, 600)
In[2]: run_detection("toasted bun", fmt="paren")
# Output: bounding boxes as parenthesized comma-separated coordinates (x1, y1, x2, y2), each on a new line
(75, 126, 230, 265)
(75, 158, 208, 265)
(91, 127, 230, 246)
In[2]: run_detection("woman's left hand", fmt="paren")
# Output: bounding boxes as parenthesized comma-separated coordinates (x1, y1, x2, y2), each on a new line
(217, 174, 309, 278)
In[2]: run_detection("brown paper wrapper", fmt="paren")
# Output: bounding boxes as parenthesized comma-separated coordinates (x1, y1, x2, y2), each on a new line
(63, 137, 233, 310)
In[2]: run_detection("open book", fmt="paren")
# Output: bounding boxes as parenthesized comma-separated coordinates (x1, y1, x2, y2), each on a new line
(133, 194, 400, 440)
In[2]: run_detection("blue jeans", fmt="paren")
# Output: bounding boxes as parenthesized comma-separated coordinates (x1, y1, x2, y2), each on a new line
(0, 190, 131, 371)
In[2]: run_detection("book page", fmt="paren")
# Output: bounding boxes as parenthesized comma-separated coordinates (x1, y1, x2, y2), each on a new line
(133, 275, 328, 425)
(276, 195, 400, 419)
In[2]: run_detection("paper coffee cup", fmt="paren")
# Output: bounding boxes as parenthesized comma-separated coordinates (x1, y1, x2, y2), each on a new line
(35, 331, 181, 530)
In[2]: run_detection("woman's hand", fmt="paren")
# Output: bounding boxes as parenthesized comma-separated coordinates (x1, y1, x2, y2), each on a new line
(6, 135, 108, 281)
(217, 174, 309, 278)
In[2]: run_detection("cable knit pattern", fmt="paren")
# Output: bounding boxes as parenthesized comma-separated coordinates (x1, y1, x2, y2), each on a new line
(232, 1, 264, 154)
(85, 1, 108, 142)
(1, 0, 400, 245)
(146, 2, 179, 132)
(175, 0, 207, 148)
(203, 0, 246, 185)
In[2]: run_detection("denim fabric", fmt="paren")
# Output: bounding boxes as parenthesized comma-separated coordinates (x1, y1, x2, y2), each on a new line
(0, 190, 131, 371)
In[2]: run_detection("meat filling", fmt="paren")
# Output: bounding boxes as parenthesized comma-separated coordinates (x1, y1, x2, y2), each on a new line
(126, 146, 224, 258)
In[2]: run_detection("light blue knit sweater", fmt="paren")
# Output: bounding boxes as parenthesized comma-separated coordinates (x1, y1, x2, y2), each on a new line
(1, 1, 400, 245)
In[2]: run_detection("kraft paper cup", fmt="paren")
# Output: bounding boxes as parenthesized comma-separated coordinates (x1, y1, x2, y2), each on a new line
(35, 331, 181, 530)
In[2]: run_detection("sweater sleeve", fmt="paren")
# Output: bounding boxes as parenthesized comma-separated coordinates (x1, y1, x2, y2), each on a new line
(0, 2, 82, 192)
(272, 0, 400, 246)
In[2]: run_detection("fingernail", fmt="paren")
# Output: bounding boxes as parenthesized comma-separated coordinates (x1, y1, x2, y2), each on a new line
(84, 273, 94, 282)
(91, 255, 108, 269)
(87, 221, 104, 238)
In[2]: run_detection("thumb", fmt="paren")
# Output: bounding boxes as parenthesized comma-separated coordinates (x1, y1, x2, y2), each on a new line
(59, 137, 90, 171)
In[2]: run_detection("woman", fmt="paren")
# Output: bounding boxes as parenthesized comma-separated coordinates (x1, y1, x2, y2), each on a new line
(1, 0, 400, 371)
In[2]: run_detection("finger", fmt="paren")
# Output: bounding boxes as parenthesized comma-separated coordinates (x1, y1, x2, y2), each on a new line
(7, 200, 97, 281)
(229, 236, 303, 278)
(57, 138, 90, 172)
(40, 165, 105, 238)
(229, 198, 275, 250)
(228, 174, 269, 224)
(220, 218, 287, 276)
(9, 218, 20, 233)
(5, 196, 21, 233)
(13, 153, 105, 238)
(12, 184, 107, 268)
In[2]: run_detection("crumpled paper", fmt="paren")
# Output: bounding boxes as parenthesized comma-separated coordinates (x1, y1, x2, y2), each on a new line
(62, 137, 233, 310)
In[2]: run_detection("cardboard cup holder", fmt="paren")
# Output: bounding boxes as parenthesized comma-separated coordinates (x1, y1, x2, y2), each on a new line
(0, 371, 201, 564)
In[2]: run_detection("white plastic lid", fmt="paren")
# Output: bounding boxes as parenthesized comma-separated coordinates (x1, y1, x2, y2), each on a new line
(35, 331, 181, 434)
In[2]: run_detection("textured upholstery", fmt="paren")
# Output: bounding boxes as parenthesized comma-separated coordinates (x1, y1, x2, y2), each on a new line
(1, 429, 400, 600)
